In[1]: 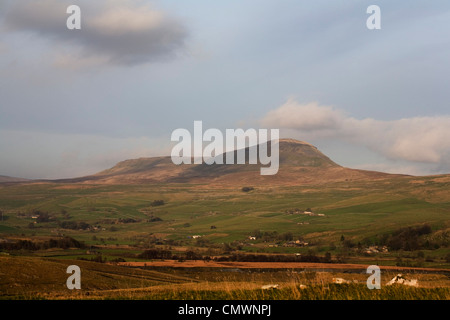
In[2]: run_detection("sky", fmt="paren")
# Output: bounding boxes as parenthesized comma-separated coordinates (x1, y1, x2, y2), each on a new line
(1, 0, 450, 179)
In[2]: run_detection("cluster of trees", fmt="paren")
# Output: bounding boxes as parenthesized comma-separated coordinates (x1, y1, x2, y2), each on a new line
(33, 211, 52, 223)
(58, 221, 91, 230)
(118, 218, 138, 223)
(250, 230, 296, 242)
(0, 236, 85, 251)
(150, 200, 165, 207)
(94, 217, 162, 224)
(77, 254, 108, 263)
(138, 248, 173, 259)
(147, 216, 162, 222)
(362, 224, 435, 251)
(28, 209, 69, 223)
(136, 248, 333, 263)
(137, 248, 203, 261)
(216, 252, 332, 263)
(241, 187, 254, 192)
(386, 224, 433, 250)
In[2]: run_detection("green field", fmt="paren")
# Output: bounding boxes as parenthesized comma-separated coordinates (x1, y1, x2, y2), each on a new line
(0, 176, 449, 251)
(0, 175, 449, 299)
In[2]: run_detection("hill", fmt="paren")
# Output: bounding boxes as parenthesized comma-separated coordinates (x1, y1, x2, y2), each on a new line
(0, 140, 449, 301)
(0, 175, 29, 183)
(56, 139, 403, 185)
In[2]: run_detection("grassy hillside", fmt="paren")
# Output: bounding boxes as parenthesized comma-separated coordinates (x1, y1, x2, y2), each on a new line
(0, 173, 449, 266)
(47, 139, 395, 185)
(0, 140, 449, 299)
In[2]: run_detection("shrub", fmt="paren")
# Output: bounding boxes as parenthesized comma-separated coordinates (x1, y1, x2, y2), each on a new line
(278, 232, 293, 241)
(118, 218, 137, 223)
(387, 224, 432, 251)
(58, 221, 91, 230)
(36, 211, 51, 223)
(185, 250, 202, 260)
(138, 248, 172, 260)
(150, 200, 165, 207)
(0, 236, 84, 251)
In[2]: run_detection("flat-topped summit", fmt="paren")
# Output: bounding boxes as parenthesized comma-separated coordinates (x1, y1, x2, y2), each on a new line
(279, 138, 314, 146)
(47, 138, 401, 185)
(276, 139, 339, 168)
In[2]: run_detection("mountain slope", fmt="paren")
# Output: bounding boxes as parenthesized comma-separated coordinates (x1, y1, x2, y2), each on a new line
(59, 139, 402, 185)
(0, 175, 29, 183)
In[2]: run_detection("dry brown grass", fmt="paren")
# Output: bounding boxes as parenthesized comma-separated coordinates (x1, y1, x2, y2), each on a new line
(1, 256, 449, 300)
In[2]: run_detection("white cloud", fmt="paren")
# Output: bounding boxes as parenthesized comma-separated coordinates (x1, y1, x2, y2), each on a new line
(261, 98, 344, 131)
(261, 98, 450, 166)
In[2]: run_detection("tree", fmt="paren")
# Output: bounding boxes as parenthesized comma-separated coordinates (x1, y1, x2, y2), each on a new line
(151, 200, 165, 206)
(36, 211, 51, 223)
(186, 250, 201, 260)
(343, 239, 355, 249)
(279, 232, 293, 241)
(60, 209, 70, 218)
(251, 229, 262, 239)
(223, 243, 233, 253)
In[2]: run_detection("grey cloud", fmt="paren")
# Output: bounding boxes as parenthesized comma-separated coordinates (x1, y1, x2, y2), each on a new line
(3, 0, 188, 67)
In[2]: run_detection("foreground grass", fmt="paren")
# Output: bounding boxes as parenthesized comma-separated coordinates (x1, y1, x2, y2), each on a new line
(1, 256, 449, 300)
(143, 284, 450, 300)
(7, 284, 449, 300)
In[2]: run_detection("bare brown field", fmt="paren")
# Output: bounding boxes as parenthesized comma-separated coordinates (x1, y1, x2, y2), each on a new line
(115, 260, 450, 273)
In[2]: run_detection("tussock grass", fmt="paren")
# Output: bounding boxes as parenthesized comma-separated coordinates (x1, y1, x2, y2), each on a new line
(1, 256, 449, 300)
(58, 283, 450, 300)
